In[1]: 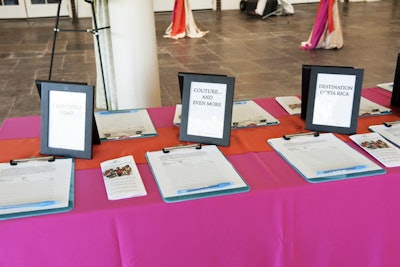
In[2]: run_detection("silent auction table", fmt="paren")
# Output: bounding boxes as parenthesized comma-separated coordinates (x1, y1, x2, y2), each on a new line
(1, 88, 400, 267)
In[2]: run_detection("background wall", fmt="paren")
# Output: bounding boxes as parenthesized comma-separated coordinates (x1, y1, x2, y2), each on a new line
(75, 0, 243, 18)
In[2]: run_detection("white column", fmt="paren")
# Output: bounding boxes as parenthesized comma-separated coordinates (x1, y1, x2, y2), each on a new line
(108, 0, 161, 109)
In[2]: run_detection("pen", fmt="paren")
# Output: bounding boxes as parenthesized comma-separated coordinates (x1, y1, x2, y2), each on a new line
(316, 165, 367, 175)
(98, 109, 139, 115)
(177, 182, 233, 194)
(383, 120, 400, 127)
(105, 134, 143, 140)
(0, 201, 59, 210)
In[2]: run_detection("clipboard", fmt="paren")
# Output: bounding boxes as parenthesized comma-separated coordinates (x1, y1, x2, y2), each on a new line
(0, 157, 74, 220)
(275, 96, 302, 115)
(173, 100, 279, 128)
(231, 100, 279, 128)
(358, 97, 392, 117)
(268, 132, 386, 183)
(146, 144, 250, 202)
(94, 109, 157, 140)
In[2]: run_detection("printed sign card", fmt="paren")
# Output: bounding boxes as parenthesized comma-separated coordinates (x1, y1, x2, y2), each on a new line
(179, 74, 235, 146)
(101, 156, 147, 200)
(301, 65, 353, 119)
(305, 66, 364, 134)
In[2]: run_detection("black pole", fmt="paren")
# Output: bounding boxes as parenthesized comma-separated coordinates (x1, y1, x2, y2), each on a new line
(90, 1, 110, 110)
(48, 0, 62, 80)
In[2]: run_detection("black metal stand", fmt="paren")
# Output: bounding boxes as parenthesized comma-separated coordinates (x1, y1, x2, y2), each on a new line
(48, 0, 110, 110)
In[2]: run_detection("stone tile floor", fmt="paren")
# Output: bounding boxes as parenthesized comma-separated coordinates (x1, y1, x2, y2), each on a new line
(1, 0, 399, 126)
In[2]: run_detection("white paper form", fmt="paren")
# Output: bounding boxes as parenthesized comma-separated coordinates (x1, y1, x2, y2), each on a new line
(268, 133, 385, 181)
(376, 82, 393, 92)
(369, 123, 400, 147)
(187, 82, 227, 138)
(312, 73, 356, 127)
(49, 90, 86, 150)
(95, 109, 157, 140)
(275, 96, 302, 115)
(231, 100, 279, 128)
(146, 145, 248, 199)
(101, 156, 147, 200)
(173, 104, 182, 126)
(0, 158, 72, 215)
(359, 97, 391, 116)
(350, 132, 400, 168)
(174, 100, 279, 127)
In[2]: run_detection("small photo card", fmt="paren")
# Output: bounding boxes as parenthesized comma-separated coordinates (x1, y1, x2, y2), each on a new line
(305, 66, 364, 135)
(101, 156, 147, 200)
(179, 74, 235, 146)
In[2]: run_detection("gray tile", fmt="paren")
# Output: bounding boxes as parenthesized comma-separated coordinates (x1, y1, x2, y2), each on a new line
(1, 1, 400, 126)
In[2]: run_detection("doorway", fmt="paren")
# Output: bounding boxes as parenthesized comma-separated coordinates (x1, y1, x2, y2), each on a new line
(0, 0, 68, 19)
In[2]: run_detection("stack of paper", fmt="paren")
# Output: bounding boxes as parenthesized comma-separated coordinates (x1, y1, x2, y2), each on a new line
(146, 145, 249, 202)
(268, 133, 386, 182)
(231, 100, 279, 128)
(275, 96, 391, 117)
(359, 97, 391, 116)
(95, 109, 157, 140)
(275, 96, 302, 115)
(0, 157, 74, 220)
(174, 100, 279, 127)
(350, 132, 400, 168)
(376, 82, 393, 92)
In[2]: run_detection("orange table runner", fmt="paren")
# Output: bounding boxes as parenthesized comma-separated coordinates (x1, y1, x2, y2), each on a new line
(2, 113, 399, 170)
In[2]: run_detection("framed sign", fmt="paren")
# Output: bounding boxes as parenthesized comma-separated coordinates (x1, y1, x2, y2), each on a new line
(305, 66, 364, 135)
(178, 72, 227, 99)
(35, 79, 87, 98)
(179, 74, 235, 146)
(390, 53, 400, 106)
(40, 82, 95, 159)
(301, 65, 353, 119)
(300, 65, 313, 119)
(36, 80, 100, 145)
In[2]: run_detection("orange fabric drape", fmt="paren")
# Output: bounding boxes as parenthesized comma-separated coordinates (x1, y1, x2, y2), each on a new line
(171, 0, 186, 37)
(164, 0, 208, 39)
(327, 0, 335, 33)
(2, 113, 399, 170)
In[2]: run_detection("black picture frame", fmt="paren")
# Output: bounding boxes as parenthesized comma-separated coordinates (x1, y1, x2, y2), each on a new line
(36, 79, 100, 145)
(35, 79, 87, 98)
(390, 53, 400, 106)
(178, 72, 227, 99)
(305, 66, 364, 135)
(179, 74, 235, 146)
(40, 81, 95, 159)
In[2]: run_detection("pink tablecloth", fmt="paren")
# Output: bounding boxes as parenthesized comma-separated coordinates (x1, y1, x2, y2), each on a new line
(0, 88, 399, 267)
